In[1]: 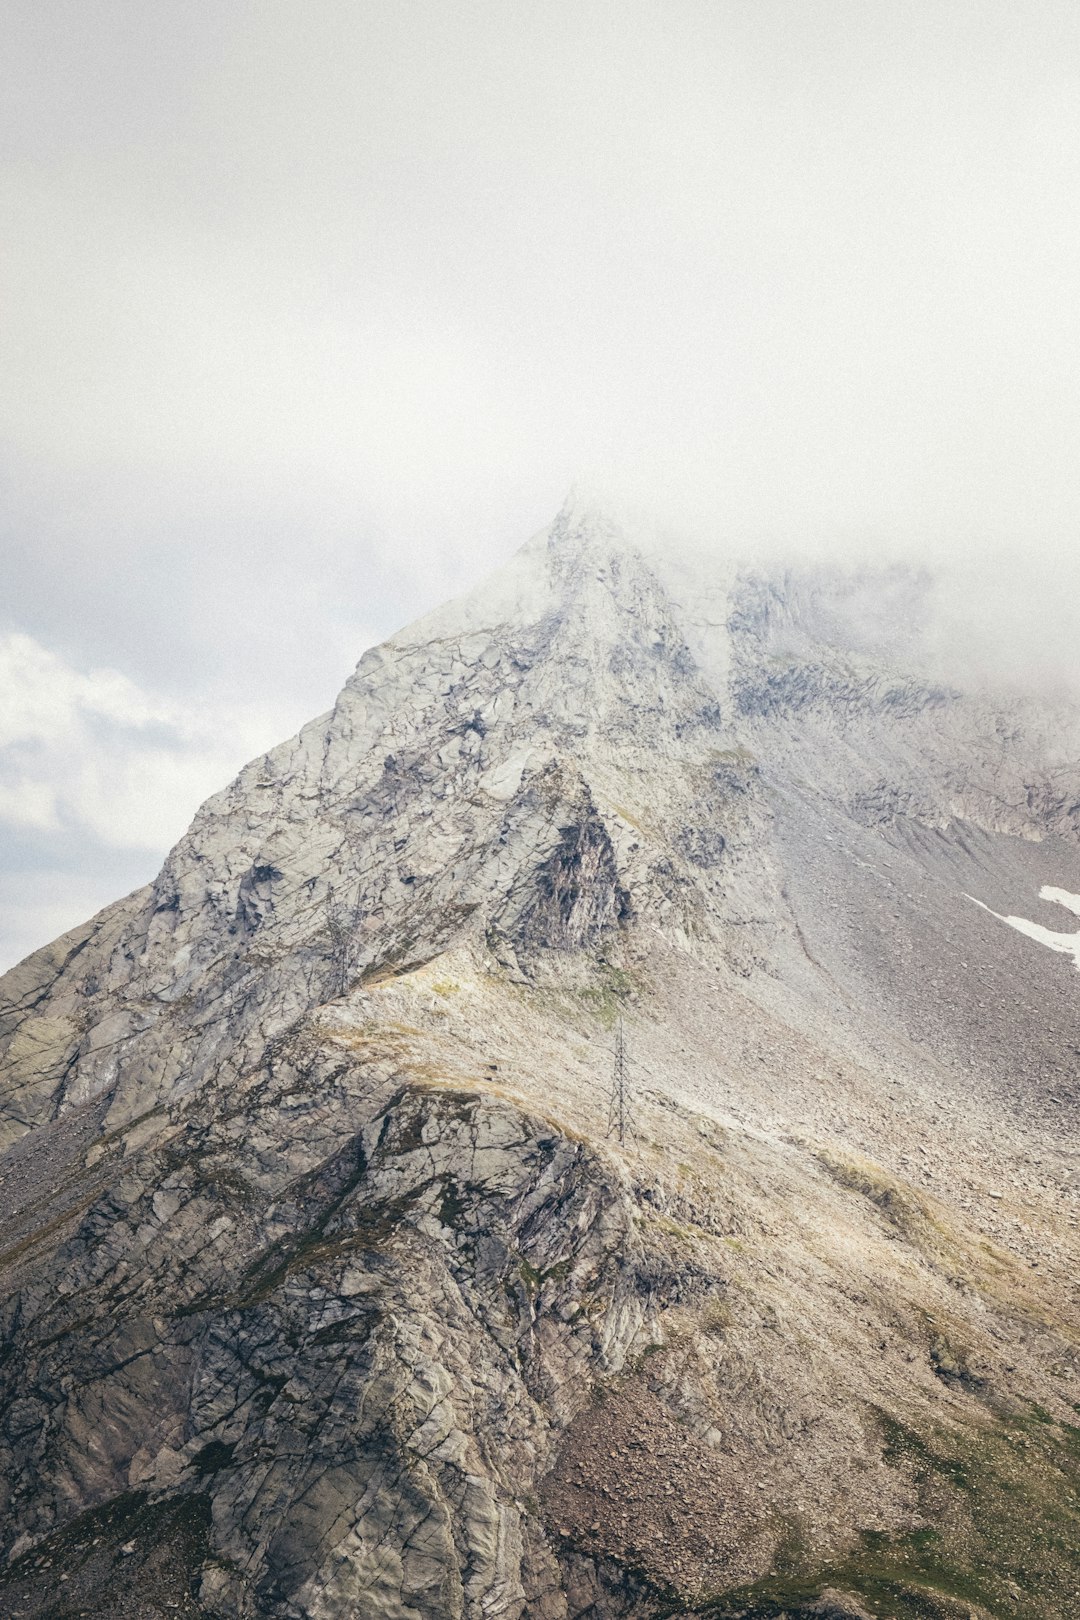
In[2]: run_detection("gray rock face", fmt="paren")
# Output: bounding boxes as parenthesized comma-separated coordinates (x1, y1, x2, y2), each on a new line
(3, 498, 1080, 1618)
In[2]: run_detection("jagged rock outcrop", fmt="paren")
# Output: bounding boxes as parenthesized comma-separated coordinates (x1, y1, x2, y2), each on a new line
(3, 497, 1080, 1618)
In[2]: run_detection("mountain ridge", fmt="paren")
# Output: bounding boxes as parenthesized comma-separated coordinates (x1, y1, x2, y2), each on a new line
(2, 500, 1080, 1619)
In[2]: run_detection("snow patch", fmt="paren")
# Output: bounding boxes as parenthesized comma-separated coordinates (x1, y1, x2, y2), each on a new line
(967, 889, 1080, 972)
(1039, 885, 1080, 918)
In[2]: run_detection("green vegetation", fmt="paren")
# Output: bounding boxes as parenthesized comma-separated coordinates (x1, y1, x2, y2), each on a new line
(708, 745, 758, 765)
(574, 960, 641, 1024)
(0, 1488, 216, 1618)
(680, 1404, 1080, 1619)
(516, 1254, 571, 1292)
(814, 1147, 930, 1244)
(700, 1296, 733, 1335)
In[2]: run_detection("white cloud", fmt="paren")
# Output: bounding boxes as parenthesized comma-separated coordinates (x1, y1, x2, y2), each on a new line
(0, 630, 306, 970)
(0, 628, 291, 885)
(0, 632, 176, 754)
(0, 631, 277, 849)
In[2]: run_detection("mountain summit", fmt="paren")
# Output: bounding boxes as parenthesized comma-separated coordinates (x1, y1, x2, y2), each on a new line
(3, 502, 1080, 1619)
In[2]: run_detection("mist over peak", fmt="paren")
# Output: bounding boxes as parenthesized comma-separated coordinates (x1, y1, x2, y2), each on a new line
(517, 487, 1080, 711)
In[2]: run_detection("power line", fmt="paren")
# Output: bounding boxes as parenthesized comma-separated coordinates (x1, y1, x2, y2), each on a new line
(324, 882, 364, 998)
(607, 1014, 631, 1143)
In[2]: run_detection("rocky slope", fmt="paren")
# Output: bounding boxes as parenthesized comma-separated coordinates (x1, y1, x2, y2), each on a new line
(3, 499, 1080, 1620)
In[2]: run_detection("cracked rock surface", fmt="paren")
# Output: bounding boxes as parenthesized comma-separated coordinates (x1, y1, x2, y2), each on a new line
(3, 498, 1080, 1619)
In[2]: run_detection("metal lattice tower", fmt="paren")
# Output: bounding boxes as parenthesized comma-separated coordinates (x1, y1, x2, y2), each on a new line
(607, 1015, 630, 1143)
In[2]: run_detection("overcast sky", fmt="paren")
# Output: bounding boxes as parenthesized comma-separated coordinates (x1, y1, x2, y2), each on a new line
(2, 1, 1080, 970)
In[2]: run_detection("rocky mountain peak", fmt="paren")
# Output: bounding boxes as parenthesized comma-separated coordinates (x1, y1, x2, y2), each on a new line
(3, 502, 1080, 1619)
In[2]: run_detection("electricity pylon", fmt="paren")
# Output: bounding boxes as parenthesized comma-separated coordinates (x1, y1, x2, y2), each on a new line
(607, 1014, 631, 1143)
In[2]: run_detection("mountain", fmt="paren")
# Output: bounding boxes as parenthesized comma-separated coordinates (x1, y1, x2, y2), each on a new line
(3, 498, 1080, 1620)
